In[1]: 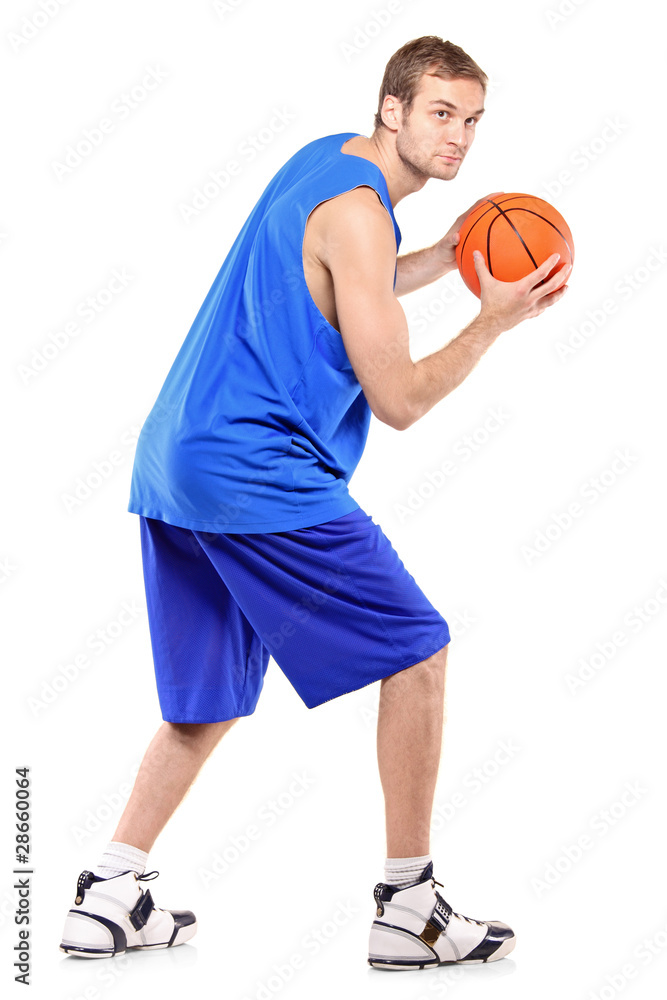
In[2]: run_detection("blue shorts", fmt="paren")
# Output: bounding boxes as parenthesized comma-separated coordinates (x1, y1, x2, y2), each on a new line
(139, 507, 450, 722)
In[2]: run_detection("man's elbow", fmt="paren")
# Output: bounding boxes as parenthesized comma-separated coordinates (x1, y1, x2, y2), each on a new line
(364, 365, 422, 430)
(372, 400, 420, 432)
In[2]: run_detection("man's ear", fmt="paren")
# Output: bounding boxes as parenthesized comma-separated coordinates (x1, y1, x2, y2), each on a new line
(379, 95, 402, 132)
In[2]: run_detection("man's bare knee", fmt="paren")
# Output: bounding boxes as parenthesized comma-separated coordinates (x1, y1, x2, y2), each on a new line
(380, 644, 448, 693)
(406, 646, 447, 685)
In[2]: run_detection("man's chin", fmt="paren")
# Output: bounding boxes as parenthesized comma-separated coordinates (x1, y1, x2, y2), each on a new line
(432, 161, 462, 180)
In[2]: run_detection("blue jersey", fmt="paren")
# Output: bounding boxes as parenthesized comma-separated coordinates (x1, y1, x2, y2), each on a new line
(128, 132, 401, 532)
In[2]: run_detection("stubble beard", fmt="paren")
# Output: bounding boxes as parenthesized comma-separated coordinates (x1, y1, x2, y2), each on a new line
(395, 120, 462, 182)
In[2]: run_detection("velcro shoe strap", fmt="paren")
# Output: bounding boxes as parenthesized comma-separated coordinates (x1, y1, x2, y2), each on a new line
(129, 889, 155, 930)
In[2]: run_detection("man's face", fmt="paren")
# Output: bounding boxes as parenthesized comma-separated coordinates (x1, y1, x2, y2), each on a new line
(394, 73, 485, 182)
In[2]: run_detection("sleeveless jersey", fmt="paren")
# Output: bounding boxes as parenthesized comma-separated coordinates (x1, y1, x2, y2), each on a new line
(127, 132, 402, 532)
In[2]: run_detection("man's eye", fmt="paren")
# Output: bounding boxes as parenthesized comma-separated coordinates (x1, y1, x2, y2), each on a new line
(465, 118, 477, 126)
(435, 111, 449, 119)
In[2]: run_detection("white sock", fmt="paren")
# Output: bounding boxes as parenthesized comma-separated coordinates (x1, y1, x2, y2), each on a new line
(95, 841, 148, 879)
(384, 854, 432, 888)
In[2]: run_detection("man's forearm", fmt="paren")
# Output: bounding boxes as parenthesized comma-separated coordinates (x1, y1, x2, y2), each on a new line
(394, 243, 456, 296)
(404, 312, 503, 427)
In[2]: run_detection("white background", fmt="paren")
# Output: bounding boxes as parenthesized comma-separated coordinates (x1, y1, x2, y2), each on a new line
(2, 0, 666, 998)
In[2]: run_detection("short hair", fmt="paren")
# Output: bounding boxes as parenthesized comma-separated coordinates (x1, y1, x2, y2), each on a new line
(373, 35, 488, 130)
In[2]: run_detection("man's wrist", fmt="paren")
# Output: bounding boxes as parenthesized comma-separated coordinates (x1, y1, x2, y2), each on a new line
(431, 239, 458, 279)
(470, 307, 507, 342)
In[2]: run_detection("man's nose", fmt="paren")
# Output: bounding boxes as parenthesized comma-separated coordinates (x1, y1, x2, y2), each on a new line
(447, 120, 466, 149)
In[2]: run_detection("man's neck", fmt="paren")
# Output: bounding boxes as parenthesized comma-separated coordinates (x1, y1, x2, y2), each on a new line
(342, 131, 429, 207)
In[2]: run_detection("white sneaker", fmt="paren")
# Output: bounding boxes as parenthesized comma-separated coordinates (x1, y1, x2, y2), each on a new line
(59, 870, 196, 958)
(368, 861, 515, 970)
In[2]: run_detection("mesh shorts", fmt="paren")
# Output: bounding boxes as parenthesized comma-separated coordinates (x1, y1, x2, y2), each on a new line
(139, 507, 450, 722)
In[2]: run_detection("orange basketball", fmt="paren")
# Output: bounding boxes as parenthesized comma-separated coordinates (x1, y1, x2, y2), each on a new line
(455, 193, 574, 298)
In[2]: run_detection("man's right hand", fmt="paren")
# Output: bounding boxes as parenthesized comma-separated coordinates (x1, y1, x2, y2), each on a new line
(474, 251, 571, 334)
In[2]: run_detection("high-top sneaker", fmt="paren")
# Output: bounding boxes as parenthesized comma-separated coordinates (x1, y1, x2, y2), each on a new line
(368, 861, 515, 970)
(59, 870, 196, 958)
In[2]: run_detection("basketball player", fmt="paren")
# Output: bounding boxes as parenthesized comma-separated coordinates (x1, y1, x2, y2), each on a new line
(60, 36, 569, 969)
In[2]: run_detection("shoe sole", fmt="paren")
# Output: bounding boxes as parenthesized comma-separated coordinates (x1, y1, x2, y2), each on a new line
(60, 920, 197, 958)
(368, 933, 516, 970)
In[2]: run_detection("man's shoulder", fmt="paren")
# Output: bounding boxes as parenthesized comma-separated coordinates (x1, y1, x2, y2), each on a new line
(321, 184, 389, 218)
(284, 132, 381, 175)
(306, 185, 394, 267)
(298, 132, 357, 153)
(264, 133, 394, 244)
(281, 132, 351, 165)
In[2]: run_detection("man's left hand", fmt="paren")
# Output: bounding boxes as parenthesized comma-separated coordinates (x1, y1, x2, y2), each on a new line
(434, 191, 504, 274)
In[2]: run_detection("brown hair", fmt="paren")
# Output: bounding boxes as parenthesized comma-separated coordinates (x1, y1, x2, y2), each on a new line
(373, 36, 487, 130)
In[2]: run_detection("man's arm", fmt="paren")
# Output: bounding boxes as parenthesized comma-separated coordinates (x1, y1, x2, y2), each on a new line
(321, 187, 569, 431)
(394, 243, 454, 297)
(405, 255, 568, 425)
(394, 192, 503, 296)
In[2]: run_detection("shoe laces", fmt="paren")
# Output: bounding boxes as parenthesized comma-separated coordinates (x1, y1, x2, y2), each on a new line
(137, 870, 159, 882)
(431, 877, 485, 927)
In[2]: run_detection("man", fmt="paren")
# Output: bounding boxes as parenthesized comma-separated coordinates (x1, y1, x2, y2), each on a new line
(60, 36, 569, 969)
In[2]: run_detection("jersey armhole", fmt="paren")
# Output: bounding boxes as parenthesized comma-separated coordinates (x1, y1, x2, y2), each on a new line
(300, 184, 395, 337)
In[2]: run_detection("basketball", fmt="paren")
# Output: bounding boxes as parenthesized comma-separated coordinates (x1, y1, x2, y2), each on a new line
(455, 193, 574, 298)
